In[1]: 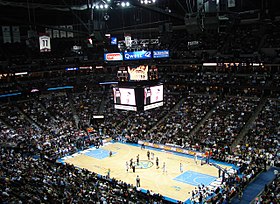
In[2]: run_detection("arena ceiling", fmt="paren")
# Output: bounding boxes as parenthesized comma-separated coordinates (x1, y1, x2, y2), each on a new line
(0, 0, 279, 35)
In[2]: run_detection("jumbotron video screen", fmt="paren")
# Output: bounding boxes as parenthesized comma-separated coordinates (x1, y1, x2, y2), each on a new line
(144, 84, 164, 110)
(117, 65, 158, 82)
(112, 84, 163, 111)
(113, 87, 137, 111)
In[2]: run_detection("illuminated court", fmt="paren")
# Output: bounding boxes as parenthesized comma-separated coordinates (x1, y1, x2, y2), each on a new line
(59, 142, 236, 203)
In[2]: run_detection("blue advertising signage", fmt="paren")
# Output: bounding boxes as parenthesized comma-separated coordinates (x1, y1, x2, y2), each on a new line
(124, 50, 152, 60)
(65, 67, 79, 71)
(153, 50, 170, 58)
(111, 37, 117, 45)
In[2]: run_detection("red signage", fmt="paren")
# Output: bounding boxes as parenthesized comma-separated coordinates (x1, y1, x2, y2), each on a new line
(104, 53, 123, 61)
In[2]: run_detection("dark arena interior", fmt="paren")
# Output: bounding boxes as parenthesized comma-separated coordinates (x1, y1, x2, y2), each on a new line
(0, 0, 280, 203)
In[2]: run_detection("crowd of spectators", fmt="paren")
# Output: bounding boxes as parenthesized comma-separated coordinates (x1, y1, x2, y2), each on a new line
(0, 148, 165, 204)
(271, 73, 280, 89)
(147, 94, 218, 145)
(99, 91, 138, 138)
(0, 68, 279, 203)
(224, 25, 262, 55)
(0, 82, 20, 95)
(254, 173, 280, 204)
(16, 99, 54, 130)
(0, 104, 31, 130)
(194, 96, 260, 149)
(0, 120, 18, 145)
(163, 68, 270, 89)
(71, 87, 103, 127)
(115, 92, 182, 143)
(263, 21, 280, 49)
(240, 99, 280, 167)
(40, 94, 74, 124)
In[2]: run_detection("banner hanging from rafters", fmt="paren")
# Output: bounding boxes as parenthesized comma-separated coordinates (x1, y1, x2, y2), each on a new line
(228, 0, 235, 8)
(39, 34, 51, 52)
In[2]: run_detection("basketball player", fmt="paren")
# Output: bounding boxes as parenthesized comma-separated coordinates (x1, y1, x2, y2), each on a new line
(147, 150, 150, 160)
(136, 175, 140, 187)
(162, 162, 167, 174)
(156, 157, 159, 169)
(107, 168, 111, 178)
(151, 152, 154, 160)
(194, 153, 198, 164)
(136, 154, 140, 165)
(132, 162, 136, 173)
(180, 163, 183, 173)
(126, 161, 129, 172)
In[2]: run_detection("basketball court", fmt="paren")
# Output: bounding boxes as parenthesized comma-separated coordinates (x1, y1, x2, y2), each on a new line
(59, 142, 237, 203)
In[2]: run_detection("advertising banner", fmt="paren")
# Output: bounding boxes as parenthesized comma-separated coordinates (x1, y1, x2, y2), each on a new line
(111, 37, 117, 45)
(124, 50, 152, 60)
(104, 53, 123, 61)
(139, 141, 207, 157)
(153, 50, 169, 58)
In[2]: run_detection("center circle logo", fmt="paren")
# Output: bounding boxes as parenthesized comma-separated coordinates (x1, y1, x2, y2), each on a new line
(135, 160, 153, 169)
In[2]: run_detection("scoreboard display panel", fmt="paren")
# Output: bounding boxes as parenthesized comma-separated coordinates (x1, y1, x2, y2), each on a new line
(117, 65, 158, 82)
(113, 87, 138, 111)
(144, 84, 164, 110)
(127, 65, 148, 81)
(112, 84, 163, 111)
(113, 87, 136, 106)
(150, 85, 163, 103)
(112, 62, 163, 111)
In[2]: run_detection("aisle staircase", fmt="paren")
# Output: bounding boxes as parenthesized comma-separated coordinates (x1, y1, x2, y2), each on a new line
(0, 116, 13, 129)
(97, 91, 107, 114)
(38, 99, 57, 122)
(187, 95, 223, 141)
(15, 102, 42, 130)
(231, 167, 279, 204)
(67, 92, 80, 128)
(231, 97, 267, 148)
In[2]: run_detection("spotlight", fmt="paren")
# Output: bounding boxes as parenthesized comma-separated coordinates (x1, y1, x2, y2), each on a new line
(126, 2, 130, 6)
(96, 5, 100, 9)
(100, 4, 104, 9)
(121, 2, 126, 7)
(140, 0, 155, 4)
(104, 14, 110, 21)
(104, 4, 108, 9)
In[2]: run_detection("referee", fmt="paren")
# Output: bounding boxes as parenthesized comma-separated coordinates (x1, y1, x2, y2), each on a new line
(136, 175, 140, 187)
(136, 154, 140, 165)
(156, 157, 159, 169)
